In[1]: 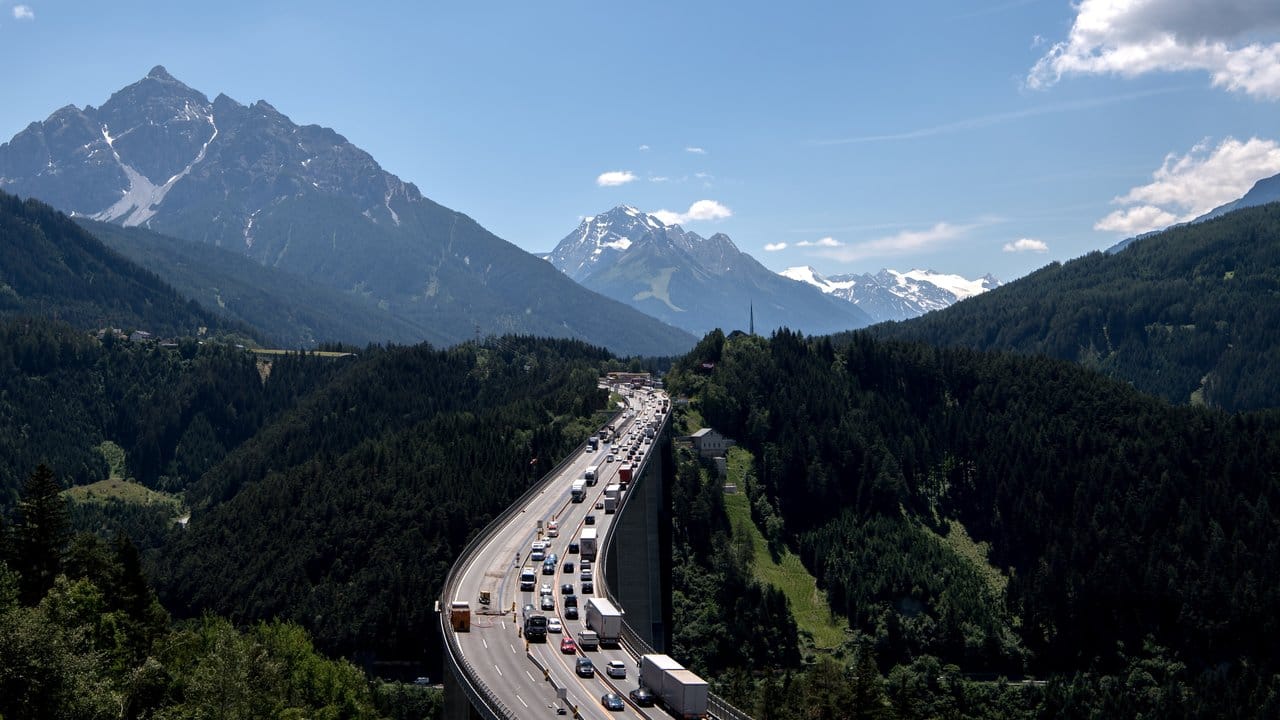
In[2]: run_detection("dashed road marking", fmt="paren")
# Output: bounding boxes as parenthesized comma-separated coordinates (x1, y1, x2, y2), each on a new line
(494, 664, 503, 677)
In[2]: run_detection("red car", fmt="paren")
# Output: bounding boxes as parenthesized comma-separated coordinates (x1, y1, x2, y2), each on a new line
(560, 636, 577, 654)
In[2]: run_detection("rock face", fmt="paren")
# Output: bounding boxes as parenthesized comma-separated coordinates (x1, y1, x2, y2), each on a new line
(780, 266, 1000, 323)
(547, 206, 872, 336)
(0, 67, 696, 356)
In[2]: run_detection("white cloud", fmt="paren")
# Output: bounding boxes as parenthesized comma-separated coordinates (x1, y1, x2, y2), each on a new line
(596, 170, 637, 187)
(1003, 237, 1049, 253)
(638, 144, 650, 151)
(649, 175, 669, 183)
(1029, 0, 1280, 99)
(1095, 136, 1280, 233)
(685, 146, 706, 155)
(763, 242, 788, 252)
(796, 236, 843, 248)
(12, 4, 34, 19)
(1095, 205, 1182, 234)
(813, 222, 974, 263)
(650, 199, 732, 225)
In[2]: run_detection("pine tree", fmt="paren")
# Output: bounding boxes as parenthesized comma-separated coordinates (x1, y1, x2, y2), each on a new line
(15, 464, 70, 605)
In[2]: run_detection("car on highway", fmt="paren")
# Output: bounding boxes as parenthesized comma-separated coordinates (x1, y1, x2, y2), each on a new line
(579, 562, 592, 580)
(560, 636, 576, 653)
(585, 515, 596, 525)
(547, 617, 562, 633)
(563, 560, 574, 573)
(605, 660, 626, 679)
(568, 541, 579, 554)
(576, 657, 594, 677)
(600, 693, 624, 711)
(606, 454, 614, 463)
(595, 501, 605, 510)
(581, 581, 594, 594)
(560, 583, 575, 596)
(565, 605, 579, 619)
(629, 687, 655, 707)
(540, 594, 555, 611)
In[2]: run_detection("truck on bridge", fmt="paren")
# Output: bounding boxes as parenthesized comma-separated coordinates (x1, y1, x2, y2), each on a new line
(579, 527, 598, 562)
(640, 654, 709, 719)
(584, 597, 623, 646)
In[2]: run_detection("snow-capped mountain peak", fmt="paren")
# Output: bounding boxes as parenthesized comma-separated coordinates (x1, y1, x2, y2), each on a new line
(546, 207, 872, 335)
(781, 265, 1000, 322)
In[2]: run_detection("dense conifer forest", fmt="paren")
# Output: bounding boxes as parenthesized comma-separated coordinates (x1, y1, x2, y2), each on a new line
(871, 202, 1280, 412)
(664, 329, 1280, 718)
(0, 191, 248, 341)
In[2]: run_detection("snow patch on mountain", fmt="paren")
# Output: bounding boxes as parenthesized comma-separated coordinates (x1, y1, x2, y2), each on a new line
(92, 115, 218, 227)
(782, 265, 999, 323)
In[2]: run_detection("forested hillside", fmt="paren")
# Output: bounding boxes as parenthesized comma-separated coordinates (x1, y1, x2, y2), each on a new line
(153, 337, 612, 667)
(872, 202, 1280, 411)
(0, 318, 339, 512)
(666, 329, 1280, 717)
(0, 191, 247, 340)
(79, 219, 430, 349)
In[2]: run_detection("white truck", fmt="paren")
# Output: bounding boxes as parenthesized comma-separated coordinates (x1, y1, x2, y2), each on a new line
(639, 654, 709, 719)
(571, 479, 586, 503)
(579, 527, 598, 562)
(584, 465, 600, 485)
(603, 482, 621, 513)
(584, 597, 623, 646)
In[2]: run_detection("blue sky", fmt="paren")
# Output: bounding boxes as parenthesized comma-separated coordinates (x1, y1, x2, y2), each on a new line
(2, 0, 1279, 282)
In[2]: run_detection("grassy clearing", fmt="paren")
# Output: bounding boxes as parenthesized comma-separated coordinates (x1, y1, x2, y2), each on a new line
(935, 518, 1008, 598)
(722, 446, 850, 652)
(61, 440, 183, 512)
(63, 478, 183, 509)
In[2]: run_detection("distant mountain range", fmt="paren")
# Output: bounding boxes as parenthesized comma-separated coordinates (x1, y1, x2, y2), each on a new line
(546, 206, 871, 336)
(0, 67, 693, 356)
(780, 266, 1000, 323)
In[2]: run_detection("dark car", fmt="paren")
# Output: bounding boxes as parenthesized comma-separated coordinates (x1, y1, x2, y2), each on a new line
(576, 657, 594, 677)
(563, 560, 575, 573)
(600, 693, 624, 711)
(565, 605, 579, 619)
(629, 687, 656, 707)
(568, 541, 579, 554)
(581, 581, 594, 594)
(585, 515, 596, 525)
(561, 583, 575, 596)
(564, 595, 578, 608)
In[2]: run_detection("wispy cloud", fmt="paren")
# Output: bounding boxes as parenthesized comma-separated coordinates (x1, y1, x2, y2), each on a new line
(811, 222, 979, 263)
(815, 87, 1183, 145)
(596, 170, 637, 187)
(1003, 237, 1049, 253)
(12, 4, 34, 19)
(796, 236, 842, 248)
(1095, 136, 1280, 234)
(763, 242, 788, 252)
(651, 199, 732, 225)
(1029, 0, 1280, 99)
(685, 146, 707, 155)
(638, 144, 650, 152)
(649, 175, 670, 183)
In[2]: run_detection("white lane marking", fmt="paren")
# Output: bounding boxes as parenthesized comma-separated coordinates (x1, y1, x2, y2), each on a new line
(482, 638, 489, 649)
(510, 643, 517, 653)
(517, 695, 528, 708)
(526, 670, 535, 683)
(494, 664, 503, 677)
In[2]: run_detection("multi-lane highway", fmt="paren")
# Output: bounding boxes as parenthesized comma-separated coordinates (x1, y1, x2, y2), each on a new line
(444, 383, 673, 719)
